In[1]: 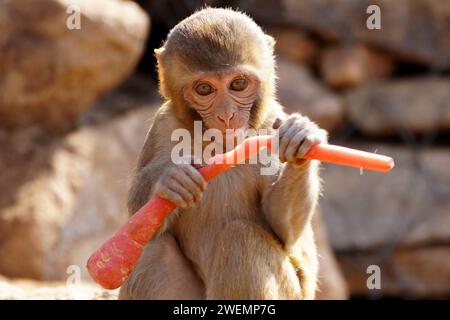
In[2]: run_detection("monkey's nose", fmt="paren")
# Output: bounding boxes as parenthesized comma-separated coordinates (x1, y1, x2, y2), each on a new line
(217, 112, 236, 127)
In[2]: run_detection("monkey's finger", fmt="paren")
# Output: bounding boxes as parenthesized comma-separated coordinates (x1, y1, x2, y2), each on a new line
(172, 170, 203, 202)
(285, 129, 307, 162)
(272, 118, 282, 129)
(279, 124, 302, 162)
(277, 116, 297, 137)
(180, 155, 203, 167)
(166, 178, 195, 206)
(296, 134, 323, 159)
(156, 186, 187, 209)
(182, 165, 207, 191)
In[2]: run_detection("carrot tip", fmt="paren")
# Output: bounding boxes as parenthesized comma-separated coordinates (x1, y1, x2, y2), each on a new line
(387, 158, 395, 171)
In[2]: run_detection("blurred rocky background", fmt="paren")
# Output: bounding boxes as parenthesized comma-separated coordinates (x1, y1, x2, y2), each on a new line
(0, 0, 449, 299)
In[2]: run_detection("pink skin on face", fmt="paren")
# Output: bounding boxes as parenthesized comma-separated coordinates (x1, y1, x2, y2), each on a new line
(183, 67, 261, 134)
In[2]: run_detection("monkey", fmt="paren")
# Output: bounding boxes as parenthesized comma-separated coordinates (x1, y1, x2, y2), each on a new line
(119, 7, 328, 300)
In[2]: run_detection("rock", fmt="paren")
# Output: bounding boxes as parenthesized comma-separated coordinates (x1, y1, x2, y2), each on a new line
(320, 44, 394, 89)
(322, 143, 450, 298)
(0, 275, 118, 300)
(321, 144, 450, 252)
(0, 107, 156, 280)
(269, 27, 318, 66)
(0, 0, 150, 132)
(337, 246, 450, 298)
(79, 74, 161, 126)
(229, 0, 285, 26)
(277, 59, 345, 132)
(282, 0, 450, 69)
(346, 78, 450, 135)
(313, 212, 349, 300)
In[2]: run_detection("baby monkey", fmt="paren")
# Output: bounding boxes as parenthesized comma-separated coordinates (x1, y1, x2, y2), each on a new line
(120, 8, 327, 300)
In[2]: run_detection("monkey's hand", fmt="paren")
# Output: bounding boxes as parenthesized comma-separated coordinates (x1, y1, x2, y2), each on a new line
(275, 114, 328, 166)
(261, 114, 327, 248)
(154, 162, 207, 209)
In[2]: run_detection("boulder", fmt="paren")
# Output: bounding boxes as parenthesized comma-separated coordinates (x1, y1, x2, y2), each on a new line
(321, 144, 450, 251)
(277, 59, 345, 132)
(313, 212, 349, 300)
(0, 0, 150, 132)
(229, 0, 285, 26)
(322, 143, 450, 298)
(269, 27, 318, 66)
(346, 78, 450, 135)
(0, 107, 156, 280)
(282, 0, 450, 69)
(320, 44, 394, 89)
(337, 246, 450, 298)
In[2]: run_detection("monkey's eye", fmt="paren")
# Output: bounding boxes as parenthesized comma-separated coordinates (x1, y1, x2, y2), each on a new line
(195, 83, 213, 96)
(230, 78, 248, 91)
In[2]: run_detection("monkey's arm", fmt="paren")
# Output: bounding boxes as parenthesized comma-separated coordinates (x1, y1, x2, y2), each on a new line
(261, 160, 321, 249)
(128, 106, 206, 218)
(127, 155, 171, 215)
(260, 113, 327, 249)
(127, 109, 175, 215)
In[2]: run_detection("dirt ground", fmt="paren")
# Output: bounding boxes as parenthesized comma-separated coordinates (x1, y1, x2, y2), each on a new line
(0, 276, 118, 300)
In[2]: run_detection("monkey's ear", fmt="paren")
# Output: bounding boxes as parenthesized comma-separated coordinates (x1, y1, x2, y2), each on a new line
(265, 35, 275, 50)
(154, 47, 166, 61)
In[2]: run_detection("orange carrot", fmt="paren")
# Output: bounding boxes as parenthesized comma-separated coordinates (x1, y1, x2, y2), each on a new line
(87, 136, 394, 289)
(86, 136, 269, 290)
(304, 144, 394, 172)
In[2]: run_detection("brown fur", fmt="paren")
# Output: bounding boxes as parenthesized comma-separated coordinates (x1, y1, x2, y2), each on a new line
(119, 8, 322, 300)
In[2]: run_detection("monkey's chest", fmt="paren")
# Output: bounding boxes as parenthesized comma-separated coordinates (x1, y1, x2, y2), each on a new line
(173, 164, 271, 265)
(197, 165, 263, 220)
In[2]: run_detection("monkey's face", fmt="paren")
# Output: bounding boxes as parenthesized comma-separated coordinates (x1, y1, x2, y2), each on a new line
(183, 68, 261, 134)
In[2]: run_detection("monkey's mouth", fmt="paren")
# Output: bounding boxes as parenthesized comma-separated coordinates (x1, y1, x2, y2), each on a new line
(208, 127, 248, 151)
(224, 127, 247, 140)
